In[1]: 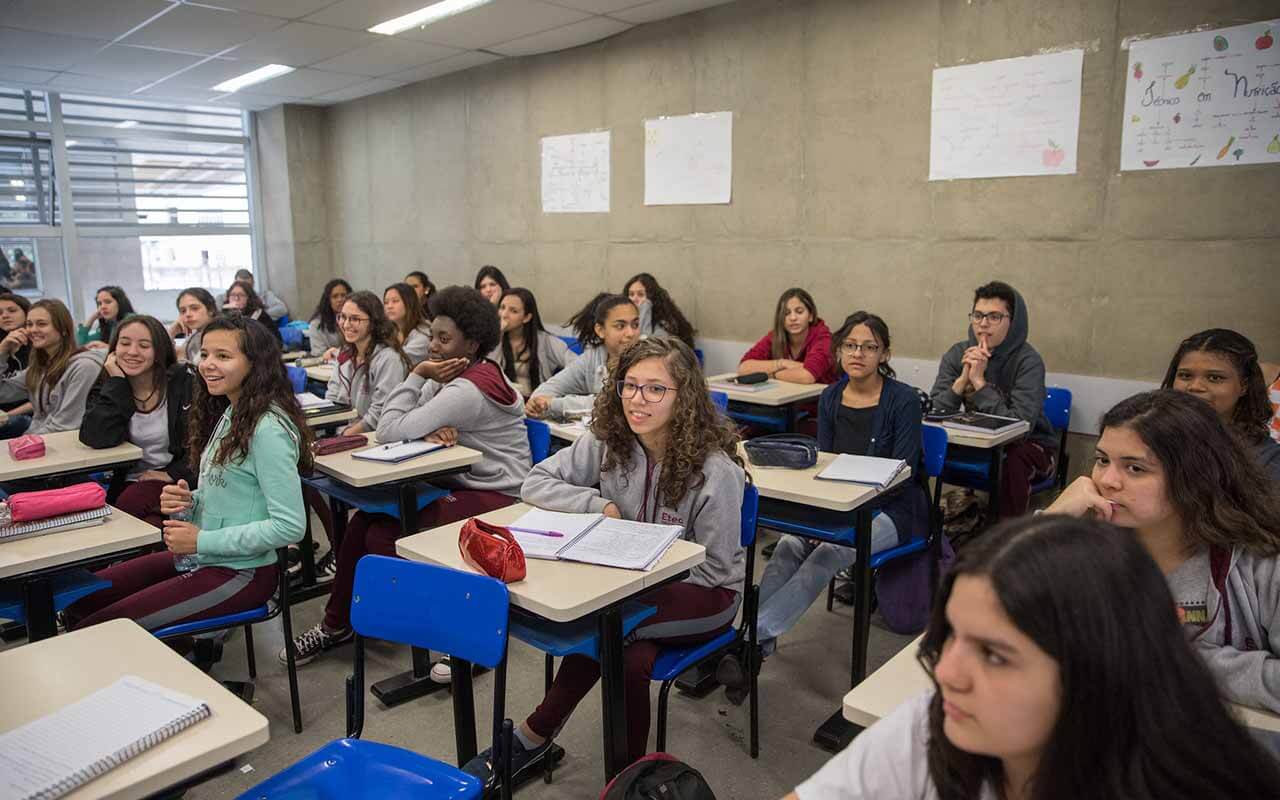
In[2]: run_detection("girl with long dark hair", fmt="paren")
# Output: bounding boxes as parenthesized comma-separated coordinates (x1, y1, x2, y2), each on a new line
(325, 291, 410, 437)
(738, 287, 835, 384)
(307, 278, 351, 358)
(77, 285, 135, 350)
(525, 293, 639, 420)
(223, 279, 281, 343)
(171, 287, 218, 365)
(624, 272, 695, 348)
(474, 264, 509, 305)
(490, 287, 575, 398)
(0, 298, 103, 436)
(383, 282, 431, 365)
(0, 292, 32, 432)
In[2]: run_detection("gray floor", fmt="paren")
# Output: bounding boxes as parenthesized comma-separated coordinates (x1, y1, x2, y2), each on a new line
(173, 527, 914, 799)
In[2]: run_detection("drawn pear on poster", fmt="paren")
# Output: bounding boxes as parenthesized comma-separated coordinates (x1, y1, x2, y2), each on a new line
(1268, 135, 1280, 154)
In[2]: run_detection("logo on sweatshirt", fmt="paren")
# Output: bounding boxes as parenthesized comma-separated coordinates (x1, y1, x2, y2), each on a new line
(659, 510, 684, 526)
(1176, 601, 1208, 626)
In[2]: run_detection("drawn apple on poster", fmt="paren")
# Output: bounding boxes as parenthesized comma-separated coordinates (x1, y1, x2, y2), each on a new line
(1042, 140, 1065, 168)
(1133, 62, 1143, 80)
(1257, 30, 1273, 50)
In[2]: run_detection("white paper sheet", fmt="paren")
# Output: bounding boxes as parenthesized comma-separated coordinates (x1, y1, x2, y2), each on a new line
(929, 49, 1084, 180)
(541, 130, 611, 213)
(644, 111, 733, 205)
(560, 517, 683, 571)
(1121, 19, 1280, 171)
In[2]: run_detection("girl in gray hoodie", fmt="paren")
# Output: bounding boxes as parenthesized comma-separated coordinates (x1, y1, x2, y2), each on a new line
(464, 337, 747, 786)
(1046, 390, 1280, 727)
(525, 293, 639, 420)
(324, 291, 410, 436)
(0, 298, 103, 436)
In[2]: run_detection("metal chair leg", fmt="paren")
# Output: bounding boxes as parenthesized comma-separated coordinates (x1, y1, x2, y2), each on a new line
(244, 624, 256, 678)
(656, 680, 674, 752)
(544, 653, 554, 693)
(826, 578, 835, 611)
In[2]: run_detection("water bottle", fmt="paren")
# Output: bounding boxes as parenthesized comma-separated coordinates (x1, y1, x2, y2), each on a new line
(171, 505, 200, 573)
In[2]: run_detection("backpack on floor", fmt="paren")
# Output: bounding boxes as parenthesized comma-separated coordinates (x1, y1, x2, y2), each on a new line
(875, 533, 956, 635)
(600, 753, 717, 800)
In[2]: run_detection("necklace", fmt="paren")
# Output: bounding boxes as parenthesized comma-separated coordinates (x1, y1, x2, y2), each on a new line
(132, 382, 159, 411)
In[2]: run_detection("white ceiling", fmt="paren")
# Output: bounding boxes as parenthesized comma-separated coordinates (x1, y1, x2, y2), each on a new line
(0, 0, 734, 111)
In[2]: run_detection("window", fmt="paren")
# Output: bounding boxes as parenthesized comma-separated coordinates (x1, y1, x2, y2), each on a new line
(139, 234, 250, 291)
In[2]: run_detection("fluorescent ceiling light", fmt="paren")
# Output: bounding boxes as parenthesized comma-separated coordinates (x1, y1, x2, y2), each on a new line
(369, 0, 494, 35)
(65, 139, 78, 147)
(212, 64, 294, 93)
(14, 195, 26, 202)
(115, 120, 138, 128)
(8, 179, 23, 187)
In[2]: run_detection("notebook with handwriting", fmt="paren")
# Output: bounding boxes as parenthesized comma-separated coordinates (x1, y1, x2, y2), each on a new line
(0, 675, 211, 800)
(506, 507, 683, 570)
(816, 453, 908, 490)
(350, 440, 446, 464)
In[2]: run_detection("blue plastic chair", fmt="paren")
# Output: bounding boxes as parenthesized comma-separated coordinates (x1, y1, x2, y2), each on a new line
(0, 570, 110, 625)
(151, 548, 303, 733)
(558, 335, 583, 356)
(709, 390, 728, 413)
(281, 325, 304, 350)
(652, 483, 760, 757)
(694, 348, 704, 367)
(524, 418, 551, 465)
(237, 556, 514, 800)
(286, 364, 307, 393)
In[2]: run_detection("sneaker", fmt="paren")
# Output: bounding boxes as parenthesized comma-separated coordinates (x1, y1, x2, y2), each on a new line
(282, 622, 352, 666)
(285, 544, 303, 575)
(314, 549, 338, 582)
(462, 735, 554, 792)
(715, 651, 748, 690)
(834, 566, 853, 582)
(430, 655, 452, 684)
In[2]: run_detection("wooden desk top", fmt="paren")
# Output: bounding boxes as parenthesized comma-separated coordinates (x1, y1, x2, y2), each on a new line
(0, 506, 160, 581)
(305, 365, 333, 383)
(741, 445, 913, 512)
(397, 503, 706, 623)
(547, 420, 588, 443)
(305, 407, 358, 428)
(0, 618, 268, 800)
(843, 635, 1280, 734)
(280, 350, 308, 362)
(706, 373, 826, 407)
(924, 419, 1030, 449)
(313, 443, 482, 488)
(0, 430, 143, 483)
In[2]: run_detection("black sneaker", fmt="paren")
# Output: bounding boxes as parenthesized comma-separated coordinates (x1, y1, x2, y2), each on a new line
(716, 647, 763, 707)
(315, 549, 338, 582)
(282, 622, 352, 666)
(462, 735, 554, 792)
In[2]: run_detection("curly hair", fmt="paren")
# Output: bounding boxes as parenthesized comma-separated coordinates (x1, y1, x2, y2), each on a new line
(309, 278, 352, 335)
(1101, 390, 1280, 556)
(624, 273, 696, 348)
(339, 291, 410, 394)
(428, 285, 500, 357)
(591, 337, 741, 508)
(1160, 328, 1272, 445)
(187, 315, 313, 473)
(109, 315, 177, 407)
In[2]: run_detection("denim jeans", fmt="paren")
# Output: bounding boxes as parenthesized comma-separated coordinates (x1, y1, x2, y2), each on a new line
(0, 414, 31, 439)
(756, 513, 898, 653)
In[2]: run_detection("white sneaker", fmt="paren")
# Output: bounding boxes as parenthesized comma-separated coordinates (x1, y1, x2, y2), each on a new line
(430, 655, 452, 684)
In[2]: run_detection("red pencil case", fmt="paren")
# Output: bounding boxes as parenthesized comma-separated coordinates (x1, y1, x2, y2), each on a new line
(8, 482, 107, 523)
(7, 434, 45, 461)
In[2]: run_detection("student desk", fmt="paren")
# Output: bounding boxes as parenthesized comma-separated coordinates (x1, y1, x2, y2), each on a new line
(0, 429, 142, 486)
(305, 364, 333, 384)
(708, 374, 825, 432)
(0, 618, 268, 800)
(741, 444, 913, 751)
(546, 419, 588, 443)
(398, 502, 706, 782)
(843, 635, 1280, 736)
(280, 350, 308, 362)
(303, 407, 357, 430)
(923, 419, 1029, 520)
(0, 506, 159, 641)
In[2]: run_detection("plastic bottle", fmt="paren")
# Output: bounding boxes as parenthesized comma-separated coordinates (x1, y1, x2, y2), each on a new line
(171, 505, 200, 573)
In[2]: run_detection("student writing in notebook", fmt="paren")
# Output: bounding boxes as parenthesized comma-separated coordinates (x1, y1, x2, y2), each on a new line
(80, 315, 196, 528)
(0, 299, 104, 437)
(65, 315, 310, 635)
(383, 282, 432, 366)
(737, 288, 836, 384)
(463, 337, 746, 787)
(306, 278, 351, 360)
(1160, 328, 1280, 480)
(474, 264, 510, 306)
(170, 287, 217, 366)
(718, 312, 928, 702)
(786, 514, 1280, 800)
(285, 286, 530, 668)
(624, 272, 696, 348)
(1044, 390, 1280, 718)
(928, 281, 1057, 518)
(489, 287, 576, 399)
(76, 285, 135, 350)
(525, 293, 639, 420)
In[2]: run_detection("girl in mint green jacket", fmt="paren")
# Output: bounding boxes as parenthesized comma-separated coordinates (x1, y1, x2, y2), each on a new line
(67, 315, 313, 633)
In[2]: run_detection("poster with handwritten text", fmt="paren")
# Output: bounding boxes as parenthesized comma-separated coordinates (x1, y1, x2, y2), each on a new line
(929, 49, 1083, 181)
(541, 131, 610, 213)
(1122, 19, 1280, 171)
(644, 112, 732, 205)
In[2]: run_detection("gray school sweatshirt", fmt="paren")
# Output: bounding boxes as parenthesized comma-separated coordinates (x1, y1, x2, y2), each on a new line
(1170, 546, 1280, 713)
(487, 329, 578, 394)
(376, 363, 531, 496)
(530, 344, 608, 418)
(521, 431, 747, 592)
(307, 319, 341, 356)
(0, 350, 104, 434)
(402, 324, 432, 366)
(325, 345, 408, 430)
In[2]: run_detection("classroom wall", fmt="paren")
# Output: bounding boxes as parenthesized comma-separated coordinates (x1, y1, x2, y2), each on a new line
(266, 0, 1280, 383)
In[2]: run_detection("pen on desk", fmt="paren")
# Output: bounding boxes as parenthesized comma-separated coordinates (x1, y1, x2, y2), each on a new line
(510, 527, 565, 538)
(382, 439, 413, 449)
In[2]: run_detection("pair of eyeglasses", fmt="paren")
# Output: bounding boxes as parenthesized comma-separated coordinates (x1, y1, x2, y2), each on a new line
(840, 341, 881, 355)
(969, 311, 1008, 324)
(616, 381, 675, 402)
(337, 313, 369, 325)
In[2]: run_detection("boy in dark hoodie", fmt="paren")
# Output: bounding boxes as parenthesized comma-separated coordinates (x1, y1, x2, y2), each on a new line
(929, 281, 1057, 517)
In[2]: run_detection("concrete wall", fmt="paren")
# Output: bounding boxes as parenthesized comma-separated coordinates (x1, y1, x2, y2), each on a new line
(292, 0, 1279, 382)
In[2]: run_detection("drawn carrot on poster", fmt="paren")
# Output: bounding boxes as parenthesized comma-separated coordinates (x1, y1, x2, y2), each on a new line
(1217, 136, 1235, 160)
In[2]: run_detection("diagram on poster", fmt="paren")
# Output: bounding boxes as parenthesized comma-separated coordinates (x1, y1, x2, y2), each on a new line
(644, 112, 732, 205)
(541, 131, 610, 213)
(929, 49, 1083, 181)
(1122, 19, 1280, 171)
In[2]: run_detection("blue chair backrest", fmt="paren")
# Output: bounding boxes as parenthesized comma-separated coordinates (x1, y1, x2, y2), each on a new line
(694, 348, 705, 366)
(525, 418, 551, 463)
(276, 314, 291, 328)
(741, 483, 759, 547)
(709, 390, 728, 412)
(1044, 386, 1072, 432)
(281, 326, 304, 349)
(351, 555, 509, 668)
(922, 424, 948, 479)
(285, 364, 306, 393)
(559, 335, 584, 355)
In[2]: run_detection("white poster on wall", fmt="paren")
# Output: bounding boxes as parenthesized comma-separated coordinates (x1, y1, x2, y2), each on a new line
(929, 49, 1084, 181)
(1121, 19, 1280, 171)
(644, 111, 733, 205)
(540, 130, 611, 213)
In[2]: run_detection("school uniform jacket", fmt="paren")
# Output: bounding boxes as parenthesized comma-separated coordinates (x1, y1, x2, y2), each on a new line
(530, 344, 609, 418)
(80, 363, 197, 487)
(0, 350, 104, 434)
(325, 345, 409, 430)
(739, 320, 837, 384)
(487, 329, 577, 394)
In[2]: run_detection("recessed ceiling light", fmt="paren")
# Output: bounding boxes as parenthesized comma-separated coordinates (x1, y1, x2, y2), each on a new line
(368, 0, 494, 35)
(115, 120, 138, 129)
(212, 64, 294, 93)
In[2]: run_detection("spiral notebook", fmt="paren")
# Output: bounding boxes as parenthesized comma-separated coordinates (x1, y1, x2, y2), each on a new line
(0, 506, 112, 544)
(508, 508, 684, 570)
(0, 675, 210, 800)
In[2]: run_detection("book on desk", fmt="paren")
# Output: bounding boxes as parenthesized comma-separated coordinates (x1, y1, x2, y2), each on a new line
(928, 411, 1024, 435)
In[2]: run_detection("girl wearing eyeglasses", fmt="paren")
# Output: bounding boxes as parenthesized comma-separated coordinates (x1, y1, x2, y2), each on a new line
(463, 337, 746, 788)
(718, 311, 929, 702)
(928, 281, 1057, 518)
(325, 291, 410, 437)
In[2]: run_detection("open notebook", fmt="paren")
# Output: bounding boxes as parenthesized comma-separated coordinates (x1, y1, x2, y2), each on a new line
(0, 506, 112, 544)
(507, 508, 683, 571)
(295, 392, 341, 414)
(816, 454, 909, 490)
(0, 675, 210, 800)
(351, 440, 446, 464)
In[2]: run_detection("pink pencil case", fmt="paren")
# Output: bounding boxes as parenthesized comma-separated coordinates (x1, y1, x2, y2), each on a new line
(8, 482, 106, 523)
(7, 434, 45, 461)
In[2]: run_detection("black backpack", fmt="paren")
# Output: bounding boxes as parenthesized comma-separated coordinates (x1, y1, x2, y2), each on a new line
(600, 754, 716, 800)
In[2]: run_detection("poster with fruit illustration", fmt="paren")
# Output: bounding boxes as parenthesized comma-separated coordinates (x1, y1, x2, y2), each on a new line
(1121, 18, 1280, 171)
(929, 49, 1083, 180)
